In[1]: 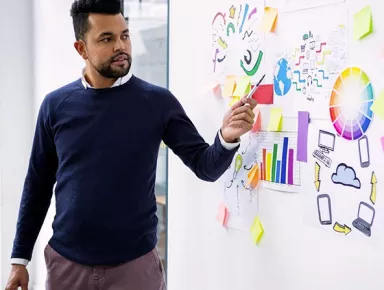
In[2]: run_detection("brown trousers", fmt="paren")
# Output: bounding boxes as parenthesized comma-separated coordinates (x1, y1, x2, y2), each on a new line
(44, 244, 166, 290)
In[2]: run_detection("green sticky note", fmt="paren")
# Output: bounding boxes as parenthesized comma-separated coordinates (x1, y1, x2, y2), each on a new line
(267, 108, 283, 132)
(353, 5, 373, 40)
(371, 90, 384, 119)
(233, 76, 251, 97)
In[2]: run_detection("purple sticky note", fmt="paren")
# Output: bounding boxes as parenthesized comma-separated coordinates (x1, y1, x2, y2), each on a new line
(297, 111, 310, 162)
(381, 136, 384, 152)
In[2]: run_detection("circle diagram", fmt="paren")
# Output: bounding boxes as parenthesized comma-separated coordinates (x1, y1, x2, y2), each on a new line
(329, 67, 374, 141)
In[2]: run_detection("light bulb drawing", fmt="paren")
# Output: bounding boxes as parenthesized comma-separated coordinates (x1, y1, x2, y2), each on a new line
(233, 154, 243, 179)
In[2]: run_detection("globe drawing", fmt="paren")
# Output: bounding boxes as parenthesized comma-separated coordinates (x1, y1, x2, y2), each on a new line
(273, 58, 292, 96)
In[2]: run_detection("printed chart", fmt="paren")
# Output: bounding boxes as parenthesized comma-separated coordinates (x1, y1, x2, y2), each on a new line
(254, 131, 301, 192)
(329, 67, 375, 141)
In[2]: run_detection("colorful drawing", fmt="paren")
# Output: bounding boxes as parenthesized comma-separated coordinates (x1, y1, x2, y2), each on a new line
(212, 3, 264, 79)
(352, 201, 375, 237)
(333, 222, 351, 235)
(329, 67, 374, 141)
(273, 58, 292, 96)
(331, 163, 361, 189)
(255, 132, 301, 189)
(312, 130, 335, 168)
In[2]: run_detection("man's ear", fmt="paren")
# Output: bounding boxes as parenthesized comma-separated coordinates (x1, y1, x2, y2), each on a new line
(74, 40, 88, 60)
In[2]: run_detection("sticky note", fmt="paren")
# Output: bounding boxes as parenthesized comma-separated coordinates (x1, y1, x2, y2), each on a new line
(222, 75, 237, 97)
(233, 76, 251, 97)
(297, 111, 310, 162)
(353, 5, 373, 40)
(381, 137, 384, 152)
(251, 84, 274, 104)
(250, 216, 264, 245)
(370, 90, 384, 119)
(251, 107, 261, 133)
(261, 7, 278, 32)
(267, 108, 283, 131)
(202, 81, 221, 97)
(247, 165, 260, 189)
(216, 202, 229, 226)
(229, 96, 241, 107)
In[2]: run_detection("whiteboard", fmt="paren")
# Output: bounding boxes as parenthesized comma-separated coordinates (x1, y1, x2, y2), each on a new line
(168, 0, 384, 289)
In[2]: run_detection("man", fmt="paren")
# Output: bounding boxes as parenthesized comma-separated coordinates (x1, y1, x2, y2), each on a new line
(6, 0, 256, 289)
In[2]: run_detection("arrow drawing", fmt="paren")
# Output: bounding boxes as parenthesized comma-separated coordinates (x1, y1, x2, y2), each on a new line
(248, 7, 257, 20)
(229, 5, 236, 18)
(333, 222, 351, 235)
(370, 171, 377, 205)
(318, 69, 329, 80)
(313, 78, 322, 88)
(315, 162, 321, 192)
(317, 50, 331, 65)
(294, 70, 305, 83)
(236, 185, 240, 216)
(295, 55, 304, 66)
(292, 81, 302, 91)
(315, 42, 327, 53)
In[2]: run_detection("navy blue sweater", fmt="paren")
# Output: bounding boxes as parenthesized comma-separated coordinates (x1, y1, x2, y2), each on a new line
(11, 75, 238, 266)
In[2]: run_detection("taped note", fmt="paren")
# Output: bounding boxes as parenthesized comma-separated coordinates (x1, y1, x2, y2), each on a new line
(297, 111, 310, 162)
(267, 108, 283, 131)
(370, 90, 384, 119)
(222, 75, 237, 97)
(250, 216, 264, 245)
(251, 108, 261, 133)
(353, 5, 373, 40)
(216, 202, 229, 226)
(247, 165, 260, 189)
(233, 76, 251, 97)
(252, 84, 274, 104)
(261, 7, 278, 32)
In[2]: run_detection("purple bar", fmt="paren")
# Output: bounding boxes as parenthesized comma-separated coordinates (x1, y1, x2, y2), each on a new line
(297, 111, 309, 162)
(288, 149, 294, 185)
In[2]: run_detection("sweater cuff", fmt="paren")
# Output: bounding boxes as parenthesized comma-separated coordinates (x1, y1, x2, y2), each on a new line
(218, 130, 241, 150)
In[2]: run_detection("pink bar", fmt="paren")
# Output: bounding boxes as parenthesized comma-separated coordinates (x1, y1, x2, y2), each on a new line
(288, 149, 294, 185)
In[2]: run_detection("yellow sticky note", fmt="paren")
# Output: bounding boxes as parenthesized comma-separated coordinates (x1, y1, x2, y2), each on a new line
(247, 165, 260, 189)
(233, 76, 251, 97)
(353, 5, 373, 40)
(229, 96, 241, 107)
(215, 202, 229, 226)
(222, 75, 237, 97)
(371, 90, 384, 119)
(267, 108, 283, 131)
(261, 7, 278, 32)
(250, 216, 264, 245)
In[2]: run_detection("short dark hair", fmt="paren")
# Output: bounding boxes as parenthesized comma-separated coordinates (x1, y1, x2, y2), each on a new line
(70, 0, 123, 41)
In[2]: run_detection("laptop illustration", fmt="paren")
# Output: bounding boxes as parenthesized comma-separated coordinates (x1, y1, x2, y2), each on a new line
(352, 201, 375, 237)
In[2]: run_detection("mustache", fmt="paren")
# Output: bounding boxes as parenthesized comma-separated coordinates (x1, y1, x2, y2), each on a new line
(110, 53, 131, 62)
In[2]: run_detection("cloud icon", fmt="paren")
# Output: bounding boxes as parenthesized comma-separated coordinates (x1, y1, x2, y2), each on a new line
(331, 163, 361, 189)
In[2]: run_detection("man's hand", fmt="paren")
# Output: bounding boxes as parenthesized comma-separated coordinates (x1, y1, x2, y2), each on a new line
(5, 265, 29, 290)
(221, 97, 257, 143)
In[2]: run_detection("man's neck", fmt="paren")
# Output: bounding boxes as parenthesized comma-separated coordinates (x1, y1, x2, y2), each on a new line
(84, 68, 118, 89)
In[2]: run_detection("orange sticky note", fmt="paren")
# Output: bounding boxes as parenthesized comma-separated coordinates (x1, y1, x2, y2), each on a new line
(251, 107, 261, 132)
(247, 165, 260, 189)
(216, 202, 229, 226)
(261, 7, 278, 32)
(222, 75, 237, 97)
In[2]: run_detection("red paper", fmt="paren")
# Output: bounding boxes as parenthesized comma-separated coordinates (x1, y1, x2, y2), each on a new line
(251, 84, 274, 104)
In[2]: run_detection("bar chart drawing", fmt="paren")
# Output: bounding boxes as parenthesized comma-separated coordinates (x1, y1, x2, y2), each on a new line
(254, 131, 301, 192)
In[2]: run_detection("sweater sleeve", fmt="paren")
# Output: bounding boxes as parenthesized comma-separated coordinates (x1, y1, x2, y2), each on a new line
(11, 97, 58, 261)
(162, 92, 239, 182)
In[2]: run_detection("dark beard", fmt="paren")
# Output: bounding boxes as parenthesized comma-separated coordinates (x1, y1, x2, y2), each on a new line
(95, 53, 132, 79)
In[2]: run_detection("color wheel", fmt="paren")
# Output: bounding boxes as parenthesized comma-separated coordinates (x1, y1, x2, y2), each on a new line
(329, 67, 374, 141)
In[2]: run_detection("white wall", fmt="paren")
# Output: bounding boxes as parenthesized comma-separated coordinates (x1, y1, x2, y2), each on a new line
(167, 0, 384, 289)
(0, 1, 35, 288)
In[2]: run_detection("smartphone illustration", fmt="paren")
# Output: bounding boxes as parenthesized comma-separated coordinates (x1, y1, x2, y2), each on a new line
(358, 136, 370, 168)
(317, 194, 332, 225)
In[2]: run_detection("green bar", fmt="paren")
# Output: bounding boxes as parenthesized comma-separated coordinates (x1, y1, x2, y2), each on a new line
(271, 144, 278, 182)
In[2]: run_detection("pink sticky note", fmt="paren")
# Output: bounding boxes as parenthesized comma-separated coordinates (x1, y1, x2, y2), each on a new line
(216, 203, 229, 226)
(381, 136, 384, 152)
(251, 107, 261, 132)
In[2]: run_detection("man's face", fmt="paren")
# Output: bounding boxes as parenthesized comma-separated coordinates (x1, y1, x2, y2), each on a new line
(82, 13, 132, 79)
